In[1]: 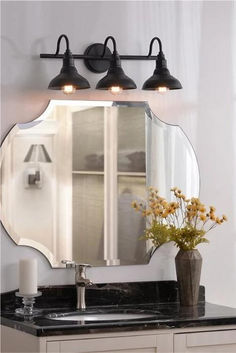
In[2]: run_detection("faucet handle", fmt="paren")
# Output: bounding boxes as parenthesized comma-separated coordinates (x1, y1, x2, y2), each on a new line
(75, 263, 92, 277)
(61, 260, 76, 269)
(75, 263, 92, 270)
(75, 264, 93, 287)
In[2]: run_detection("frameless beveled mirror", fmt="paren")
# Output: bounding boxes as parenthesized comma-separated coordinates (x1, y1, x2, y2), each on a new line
(0, 100, 199, 267)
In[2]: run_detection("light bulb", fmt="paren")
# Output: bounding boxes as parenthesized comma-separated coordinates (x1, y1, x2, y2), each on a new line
(157, 86, 169, 93)
(62, 85, 76, 94)
(109, 86, 123, 95)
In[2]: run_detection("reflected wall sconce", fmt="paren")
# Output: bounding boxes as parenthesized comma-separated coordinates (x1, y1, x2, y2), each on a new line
(24, 144, 52, 188)
(40, 34, 182, 94)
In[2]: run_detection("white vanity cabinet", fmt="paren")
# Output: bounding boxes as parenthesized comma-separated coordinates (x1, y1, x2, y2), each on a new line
(2, 325, 236, 353)
(1, 327, 173, 353)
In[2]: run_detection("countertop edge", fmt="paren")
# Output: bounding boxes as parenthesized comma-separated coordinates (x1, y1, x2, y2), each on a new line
(2, 312, 236, 337)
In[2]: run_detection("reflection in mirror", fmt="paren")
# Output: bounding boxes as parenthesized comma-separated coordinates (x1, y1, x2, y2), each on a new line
(0, 100, 199, 267)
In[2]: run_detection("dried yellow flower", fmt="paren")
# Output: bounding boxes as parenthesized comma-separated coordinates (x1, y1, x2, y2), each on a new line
(199, 206, 206, 213)
(200, 214, 207, 221)
(161, 200, 168, 207)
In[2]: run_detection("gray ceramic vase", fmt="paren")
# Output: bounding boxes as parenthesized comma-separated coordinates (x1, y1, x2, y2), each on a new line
(175, 249, 202, 306)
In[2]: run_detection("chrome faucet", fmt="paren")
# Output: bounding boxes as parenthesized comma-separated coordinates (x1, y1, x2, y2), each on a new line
(61, 261, 92, 310)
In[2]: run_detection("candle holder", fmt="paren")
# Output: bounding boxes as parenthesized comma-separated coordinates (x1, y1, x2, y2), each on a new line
(15, 291, 42, 316)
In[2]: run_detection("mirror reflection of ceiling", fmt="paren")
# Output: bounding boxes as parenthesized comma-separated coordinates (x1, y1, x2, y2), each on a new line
(0, 100, 199, 267)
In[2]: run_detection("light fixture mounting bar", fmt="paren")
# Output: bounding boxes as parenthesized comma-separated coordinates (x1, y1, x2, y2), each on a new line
(40, 54, 157, 60)
(40, 39, 160, 74)
(40, 41, 157, 74)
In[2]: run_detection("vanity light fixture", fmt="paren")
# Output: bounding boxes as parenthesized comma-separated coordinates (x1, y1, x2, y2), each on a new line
(40, 34, 182, 93)
(48, 34, 90, 94)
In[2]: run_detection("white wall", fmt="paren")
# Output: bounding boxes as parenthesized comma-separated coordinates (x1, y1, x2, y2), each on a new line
(1, 1, 236, 307)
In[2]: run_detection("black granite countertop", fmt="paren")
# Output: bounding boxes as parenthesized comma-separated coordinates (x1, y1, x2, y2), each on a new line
(1, 281, 236, 337)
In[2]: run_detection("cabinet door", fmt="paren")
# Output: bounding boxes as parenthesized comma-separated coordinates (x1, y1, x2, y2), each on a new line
(47, 333, 172, 353)
(174, 330, 236, 352)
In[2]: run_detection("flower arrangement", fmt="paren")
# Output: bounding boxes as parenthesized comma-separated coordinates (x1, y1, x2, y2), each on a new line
(132, 187, 227, 254)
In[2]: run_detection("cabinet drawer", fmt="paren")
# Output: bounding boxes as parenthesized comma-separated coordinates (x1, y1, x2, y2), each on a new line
(186, 330, 236, 347)
(59, 335, 157, 353)
(47, 333, 173, 353)
(174, 330, 236, 352)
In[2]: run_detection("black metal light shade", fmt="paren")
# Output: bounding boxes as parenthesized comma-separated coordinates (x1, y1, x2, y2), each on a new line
(143, 52, 182, 91)
(48, 35, 90, 93)
(48, 50, 90, 91)
(96, 52, 136, 91)
(96, 36, 136, 92)
(142, 37, 182, 91)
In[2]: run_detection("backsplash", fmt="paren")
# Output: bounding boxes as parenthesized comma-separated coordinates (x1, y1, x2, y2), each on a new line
(1, 281, 205, 312)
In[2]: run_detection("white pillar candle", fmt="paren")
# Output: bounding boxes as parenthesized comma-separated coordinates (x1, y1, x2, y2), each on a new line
(19, 259, 38, 295)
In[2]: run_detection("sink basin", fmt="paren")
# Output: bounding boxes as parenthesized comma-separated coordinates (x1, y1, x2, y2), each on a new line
(47, 311, 157, 322)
